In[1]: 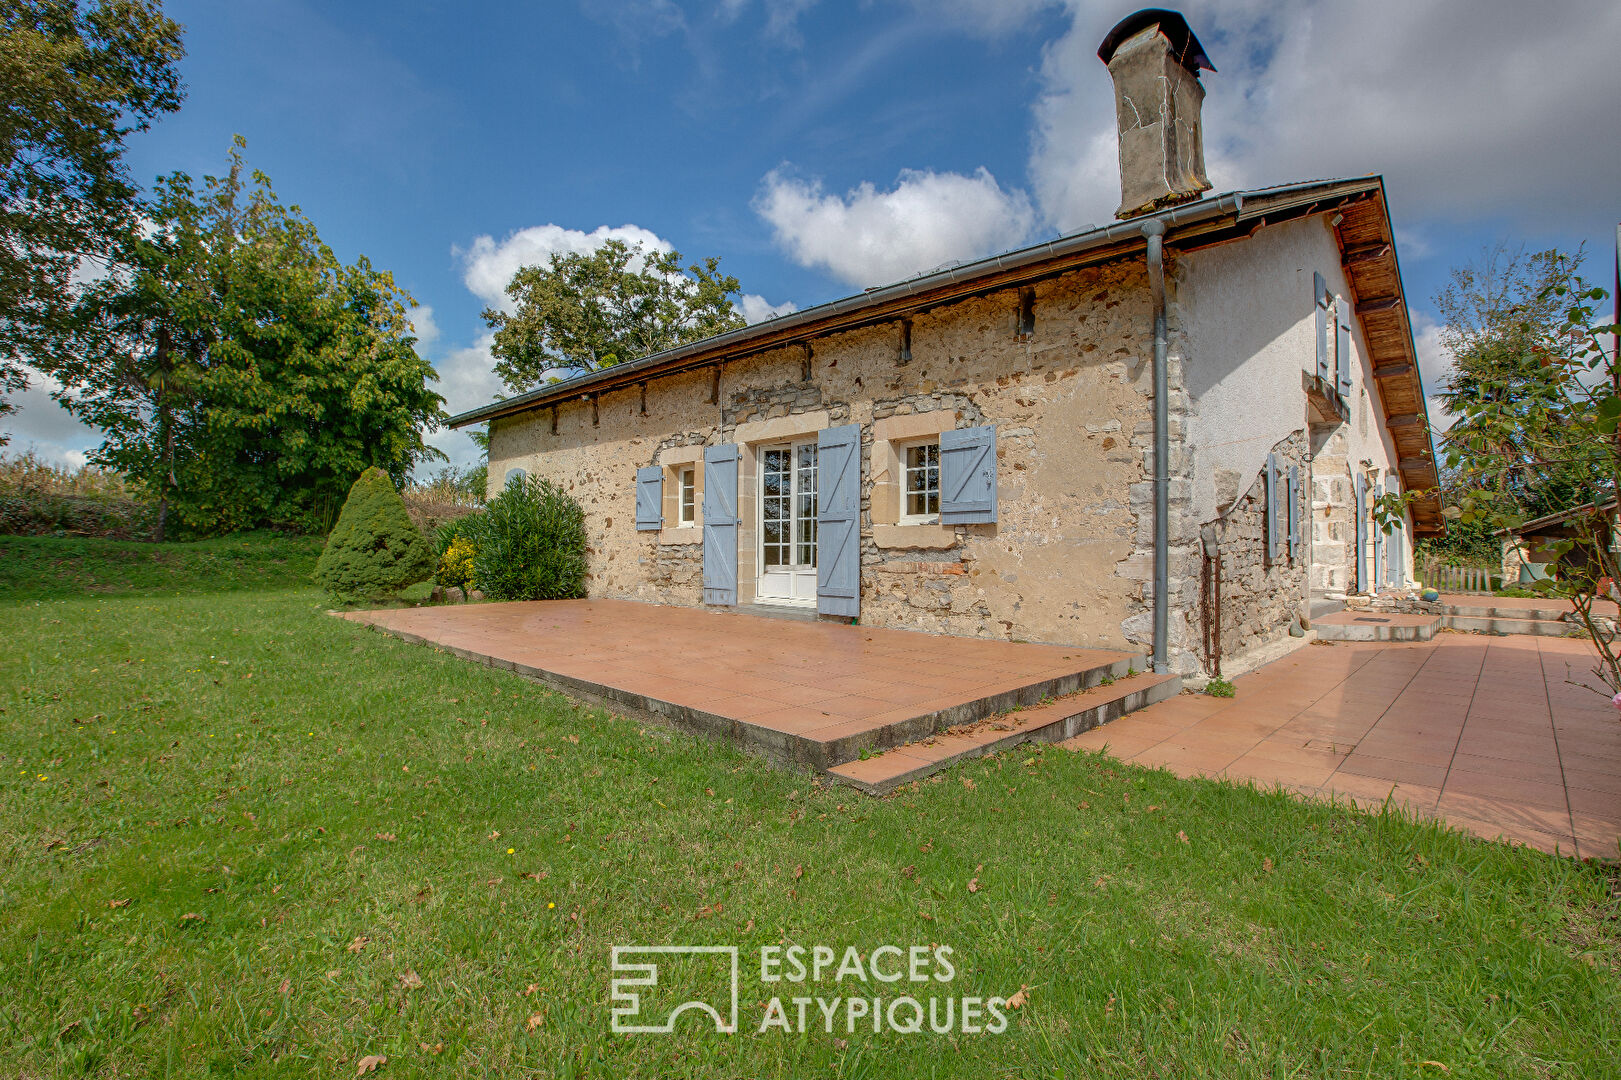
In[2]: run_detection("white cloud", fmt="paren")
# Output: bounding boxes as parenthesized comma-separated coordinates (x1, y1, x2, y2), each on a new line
(0, 367, 102, 466)
(407, 304, 440, 351)
(740, 293, 797, 323)
(719, 0, 819, 44)
(1004, 0, 1621, 233)
(1409, 308, 1455, 432)
(458, 223, 671, 313)
(754, 166, 1037, 288)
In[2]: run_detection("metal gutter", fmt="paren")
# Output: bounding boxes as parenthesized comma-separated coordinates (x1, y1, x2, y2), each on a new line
(1141, 217, 1170, 674)
(447, 182, 1387, 430)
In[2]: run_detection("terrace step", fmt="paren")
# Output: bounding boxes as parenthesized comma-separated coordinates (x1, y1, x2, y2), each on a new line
(1439, 614, 1576, 637)
(1440, 601, 1572, 620)
(1313, 611, 1439, 642)
(1309, 597, 1346, 621)
(826, 672, 1181, 796)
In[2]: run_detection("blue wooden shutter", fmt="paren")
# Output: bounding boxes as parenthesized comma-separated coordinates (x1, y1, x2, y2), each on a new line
(940, 425, 997, 524)
(702, 444, 739, 605)
(635, 466, 663, 531)
(1314, 272, 1330, 381)
(1265, 453, 1280, 562)
(1287, 463, 1300, 559)
(1336, 295, 1353, 399)
(816, 424, 861, 618)
(1371, 479, 1385, 594)
(1354, 475, 1367, 592)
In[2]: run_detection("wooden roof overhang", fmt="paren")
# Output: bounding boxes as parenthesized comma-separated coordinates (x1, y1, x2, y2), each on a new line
(1325, 187, 1444, 536)
(449, 177, 1442, 536)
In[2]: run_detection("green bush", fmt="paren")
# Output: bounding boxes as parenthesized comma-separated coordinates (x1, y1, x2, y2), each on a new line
(463, 474, 586, 601)
(313, 467, 434, 602)
(437, 536, 478, 591)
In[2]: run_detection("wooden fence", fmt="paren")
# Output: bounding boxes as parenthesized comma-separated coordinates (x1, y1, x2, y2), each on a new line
(1420, 558, 1498, 595)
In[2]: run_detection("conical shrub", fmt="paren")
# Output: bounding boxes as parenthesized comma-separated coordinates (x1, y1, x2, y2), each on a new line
(314, 467, 434, 602)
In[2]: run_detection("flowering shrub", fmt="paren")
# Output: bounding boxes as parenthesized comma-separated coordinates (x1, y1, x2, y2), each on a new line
(437, 536, 477, 591)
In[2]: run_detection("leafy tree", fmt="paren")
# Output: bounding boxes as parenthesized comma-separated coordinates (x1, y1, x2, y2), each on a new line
(313, 466, 433, 602)
(1433, 246, 1595, 519)
(1384, 245, 1620, 697)
(0, 0, 185, 436)
(45, 140, 447, 537)
(481, 238, 746, 393)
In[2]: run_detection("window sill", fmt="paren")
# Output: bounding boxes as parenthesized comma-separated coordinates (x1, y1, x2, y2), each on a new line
(659, 525, 702, 545)
(872, 523, 955, 550)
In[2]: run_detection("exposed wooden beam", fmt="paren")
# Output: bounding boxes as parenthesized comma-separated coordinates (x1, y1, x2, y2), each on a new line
(1355, 295, 1402, 315)
(1386, 414, 1424, 428)
(709, 364, 720, 405)
(1372, 362, 1413, 378)
(590, 394, 599, 427)
(800, 342, 813, 380)
(1399, 456, 1433, 472)
(549, 404, 557, 435)
(1342, 242, 1391, 265)
(638, 381, 648, 416)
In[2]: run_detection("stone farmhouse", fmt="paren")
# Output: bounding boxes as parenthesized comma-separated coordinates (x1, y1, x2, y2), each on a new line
(449, 9, 1442, 679)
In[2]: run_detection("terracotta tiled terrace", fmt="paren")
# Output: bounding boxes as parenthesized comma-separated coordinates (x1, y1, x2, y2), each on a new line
(1064, 634, 1621, 859)
(342, 599, 1168, 771)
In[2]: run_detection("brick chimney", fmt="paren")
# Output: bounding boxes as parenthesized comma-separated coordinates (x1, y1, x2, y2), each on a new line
(1097, 9, 1215, 219)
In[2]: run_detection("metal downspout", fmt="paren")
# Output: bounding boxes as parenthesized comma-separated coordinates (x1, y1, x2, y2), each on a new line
(1142, 219, 1169, 674)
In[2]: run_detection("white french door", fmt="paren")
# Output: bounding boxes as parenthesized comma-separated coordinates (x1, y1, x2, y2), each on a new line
(756, 441, 818, 604)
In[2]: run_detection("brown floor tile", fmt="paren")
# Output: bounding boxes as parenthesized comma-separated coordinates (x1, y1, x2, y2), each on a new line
(1565, 785, 1621, 820)
(1442, 769, 1569, 812)
(1336, 753, 1448, 788)
(1318, 773, 1442, 814)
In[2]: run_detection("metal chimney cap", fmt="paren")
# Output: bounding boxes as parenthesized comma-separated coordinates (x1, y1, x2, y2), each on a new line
(1097, 8, 1215, 73)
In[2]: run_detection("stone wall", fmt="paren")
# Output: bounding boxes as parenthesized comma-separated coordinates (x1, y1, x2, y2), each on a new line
(487, 261, 1159, 653)
(1196, 430, 1312, 672)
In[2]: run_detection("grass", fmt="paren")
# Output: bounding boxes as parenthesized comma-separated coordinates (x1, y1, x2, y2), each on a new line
(2, 536, 1619, 1077)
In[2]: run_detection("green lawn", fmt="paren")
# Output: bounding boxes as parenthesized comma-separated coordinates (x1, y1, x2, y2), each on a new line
(1, 535, 1618, 1078)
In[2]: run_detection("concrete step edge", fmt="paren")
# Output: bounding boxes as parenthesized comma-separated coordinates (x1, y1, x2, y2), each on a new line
(827, 674, 1181, 795)
(1440, 615, 1580, 637)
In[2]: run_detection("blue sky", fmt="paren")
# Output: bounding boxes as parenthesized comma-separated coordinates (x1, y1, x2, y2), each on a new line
(7, 0, 1619, 470)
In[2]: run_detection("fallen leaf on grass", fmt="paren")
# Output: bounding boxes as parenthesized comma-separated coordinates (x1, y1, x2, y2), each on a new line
(374, 833, 396, 842)
(1176, 830, 1189, 845)
(967, 878, 980, 893)
(347, 936, 369, 954)
(526, 1013, 544, 1032)
(399, 970, 422, 990)
(107, 898, 130, 909)
(793, 865, 804, 880)
(1006, 985, 1030, 1010)
(524, 983, 539, 996)
(961, 777, 975, 791)
(180, 912, 204, 923)
(565, 735, 579, 744)
(1262, 857, 1274, 874)
(278, 978, 291, 995)
(1417, 1063, 1450, 1074)
(694, 903, 724, 920)
(419, 1043, 442, 1054)
(900, 865, 916, 879)
(356, 1053, 386, 1075)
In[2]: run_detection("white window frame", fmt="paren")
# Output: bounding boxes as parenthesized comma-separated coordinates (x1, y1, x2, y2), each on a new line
(676, 466, 696, 527)
(898, 438, 941, 525)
